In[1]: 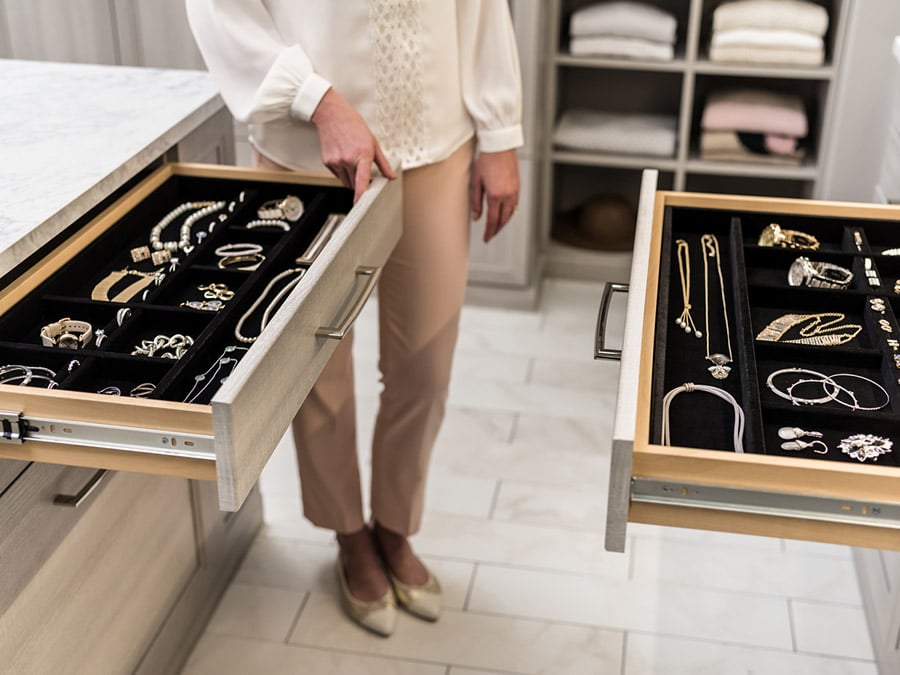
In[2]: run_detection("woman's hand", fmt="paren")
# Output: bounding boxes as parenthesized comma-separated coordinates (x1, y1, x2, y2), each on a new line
(311, 88, 396, 203)
(470, 149, 520, 243)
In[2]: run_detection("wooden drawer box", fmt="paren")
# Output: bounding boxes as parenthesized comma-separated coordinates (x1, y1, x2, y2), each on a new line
(0, 163, 401, 511)
(603, 170, 900, 552)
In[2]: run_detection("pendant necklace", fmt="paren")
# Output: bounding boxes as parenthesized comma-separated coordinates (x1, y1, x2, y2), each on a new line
(701, 233, 733, 380)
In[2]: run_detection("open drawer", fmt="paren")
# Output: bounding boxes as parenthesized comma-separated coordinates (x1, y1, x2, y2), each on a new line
(602, 170, 900, 552)
(0, 163, 401, 511)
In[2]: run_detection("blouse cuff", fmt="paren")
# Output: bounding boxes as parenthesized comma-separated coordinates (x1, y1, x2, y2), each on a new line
(476, 124, 524, 153)
(290, 73, 332, 122)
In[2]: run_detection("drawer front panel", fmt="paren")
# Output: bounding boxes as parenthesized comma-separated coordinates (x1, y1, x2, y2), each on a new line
(0, 462, 109, 614)
(0, 163, 400, 511)
(607, 172, 900, 551)
(212, 173, 402, 510)
(0, 472, 195, 675)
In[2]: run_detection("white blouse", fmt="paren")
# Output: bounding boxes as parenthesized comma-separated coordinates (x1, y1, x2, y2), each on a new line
(186, 0, 524, 172)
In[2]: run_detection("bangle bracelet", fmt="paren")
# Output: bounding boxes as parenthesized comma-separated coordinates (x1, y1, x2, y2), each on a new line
(215, 243, 264, 258)
(245, 219, 290, 231)
(218, 253, 265, 271)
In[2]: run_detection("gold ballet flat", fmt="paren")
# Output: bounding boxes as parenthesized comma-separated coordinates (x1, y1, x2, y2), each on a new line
(389, 568, 442, 622)
(335, 555, 397, 637)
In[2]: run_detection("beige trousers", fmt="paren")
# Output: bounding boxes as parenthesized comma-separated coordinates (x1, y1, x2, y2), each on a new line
(259, 140, 474, 536)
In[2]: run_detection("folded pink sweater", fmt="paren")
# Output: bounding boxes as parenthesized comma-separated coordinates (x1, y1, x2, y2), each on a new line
(701, 89, 807, 137)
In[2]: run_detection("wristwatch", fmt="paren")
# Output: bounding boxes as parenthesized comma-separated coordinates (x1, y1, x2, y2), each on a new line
(257, 195, 304, 222)
(787, 257, 853, 289)
(40, 318, 94, 349)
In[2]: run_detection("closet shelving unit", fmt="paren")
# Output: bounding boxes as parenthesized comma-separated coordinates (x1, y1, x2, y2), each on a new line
(539, 0, 852, 280)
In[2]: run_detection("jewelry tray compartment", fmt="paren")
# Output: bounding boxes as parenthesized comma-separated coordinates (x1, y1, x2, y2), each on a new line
(0, 162, 403, 511)
(650, 202, 900, 466)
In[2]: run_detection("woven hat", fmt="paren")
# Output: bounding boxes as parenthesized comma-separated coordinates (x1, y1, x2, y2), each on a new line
(552, 194, 636, 251)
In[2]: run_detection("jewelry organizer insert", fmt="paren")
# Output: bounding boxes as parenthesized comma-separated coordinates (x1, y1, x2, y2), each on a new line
(0, 172, 351, 406)
(651, 206, 900, 467)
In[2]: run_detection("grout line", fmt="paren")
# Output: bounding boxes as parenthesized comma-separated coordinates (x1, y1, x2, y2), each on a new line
(524, 357, 535, 384)
(284, 590, 311, 643)
(620, 631, 629, 675)
(487, 479, 503, 519)
(463, 562, 480, 611)
(787, 598, 798, 652)
(507, 413, 520, 444)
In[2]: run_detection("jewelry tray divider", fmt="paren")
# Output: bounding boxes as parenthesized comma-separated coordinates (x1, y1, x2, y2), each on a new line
(650, 203, 900, 467)
(650, 210, 764, 454)
(0, 172, 353, 405)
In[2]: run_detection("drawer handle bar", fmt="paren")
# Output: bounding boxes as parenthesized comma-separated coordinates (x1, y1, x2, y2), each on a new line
(316, 266, 381, 340)
(594, 282, 629, 361)
(53, 469, 107, 508)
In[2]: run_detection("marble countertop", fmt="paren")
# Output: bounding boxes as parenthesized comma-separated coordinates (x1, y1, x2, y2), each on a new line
(0, 59, 222, 276)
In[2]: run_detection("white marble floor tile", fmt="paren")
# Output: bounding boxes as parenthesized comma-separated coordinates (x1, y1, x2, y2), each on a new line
(448, 376, 616, 419)
(291, 592, 624, 675)
(529, 355, 619, 392)
(425, 469, 498, 519)
(452, 348, 532, 385)
(183, 634, 447, 675)
(454, 321, 599, 363)
(437, 405, 517, 447)
(493, 481, 607, 531)
(630, 538, 863, 604)
(782, 538, 857, 561)
(415, 513, 630, 578)
(205, 582, 305, 642)
(624, 633, 878, 675)
(450, 669, 524, 675)
(468, 564, 793, 649)
(792, 600, 876, 660)
(459, 304, 543, 333)
(511, 412, 611, 455)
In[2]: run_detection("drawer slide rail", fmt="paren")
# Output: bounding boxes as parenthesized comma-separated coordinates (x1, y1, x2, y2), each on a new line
(0, 410, 215, 460)
(633, 477, 900, 529)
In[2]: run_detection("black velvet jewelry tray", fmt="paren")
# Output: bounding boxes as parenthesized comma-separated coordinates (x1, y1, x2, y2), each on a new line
(0, 171, 353, 403)
(650, 203, 900, 467)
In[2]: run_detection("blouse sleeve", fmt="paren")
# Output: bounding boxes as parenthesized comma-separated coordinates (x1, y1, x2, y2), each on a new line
(456, 0, 524, 153)
(185, 0, 332, 124)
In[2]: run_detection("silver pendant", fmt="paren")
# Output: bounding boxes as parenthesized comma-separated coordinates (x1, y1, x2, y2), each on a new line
(706, 353, 732, 380)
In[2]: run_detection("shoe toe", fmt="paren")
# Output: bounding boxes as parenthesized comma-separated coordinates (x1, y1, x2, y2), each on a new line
(391, 570, 442, 622)
(335, 557, 397, 637)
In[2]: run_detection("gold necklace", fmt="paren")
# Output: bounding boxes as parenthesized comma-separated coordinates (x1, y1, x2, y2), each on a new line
(701, 234, 733, 380)
(755, 312, 862, 346)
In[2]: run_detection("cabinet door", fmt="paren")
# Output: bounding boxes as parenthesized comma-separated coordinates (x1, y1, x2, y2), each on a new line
(1, 0, 117, 64)
(0, 472, 195, 675)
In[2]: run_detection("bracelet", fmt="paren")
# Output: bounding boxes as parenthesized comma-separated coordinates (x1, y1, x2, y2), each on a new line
(129, 382, 156, 398)
(246, 219, 290, 231)
(758, 223, 820, 250)
(766, 367, 890, 411)
(215, 242, 264, 258)
(131, 334, 194, 359)
(218, 253, 265, 271)
(787, 257, 853, 290)
(661, 382, 745, 453)
(0, 365, 59, 388)
(40, 318, 93, 349)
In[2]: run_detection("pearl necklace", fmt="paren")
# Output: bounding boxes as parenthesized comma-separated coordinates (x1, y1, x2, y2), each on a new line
(234, 268, 306, 344)
(150, 201, 225, 253)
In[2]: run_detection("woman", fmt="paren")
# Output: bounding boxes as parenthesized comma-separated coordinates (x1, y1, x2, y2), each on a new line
(187, 0, 522, 636)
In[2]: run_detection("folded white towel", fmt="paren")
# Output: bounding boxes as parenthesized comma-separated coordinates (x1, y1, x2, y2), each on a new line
(570, 35, 675, 61)
(713, 0, 829, 37)
(712, 28, 823, 50)
(710, 44, 824, 66)
(553, 109, 678, 157)
(570, 1, 677, 44)
(710, 27, 824, 65)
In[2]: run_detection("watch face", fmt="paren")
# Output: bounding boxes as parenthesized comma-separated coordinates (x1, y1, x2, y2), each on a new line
(787, 259, 807, 286)
(281, 196, 303, 222)
(58, 333, 79, 349)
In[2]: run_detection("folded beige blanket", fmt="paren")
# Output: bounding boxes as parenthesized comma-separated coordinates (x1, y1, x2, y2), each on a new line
(701, 131, 804, 165)
(710, 28, 824, 65)
(710, 44, 824, 66)
(713, 0, 829, 37)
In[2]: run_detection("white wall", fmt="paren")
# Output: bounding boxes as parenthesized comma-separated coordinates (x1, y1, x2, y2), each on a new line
(820, 0, 900, 201)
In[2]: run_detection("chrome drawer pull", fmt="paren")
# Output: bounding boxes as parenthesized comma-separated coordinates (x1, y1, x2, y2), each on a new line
(316, 266, 381, 340)
(53, 469, 107, 508)
(594, 282, 629, 361)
